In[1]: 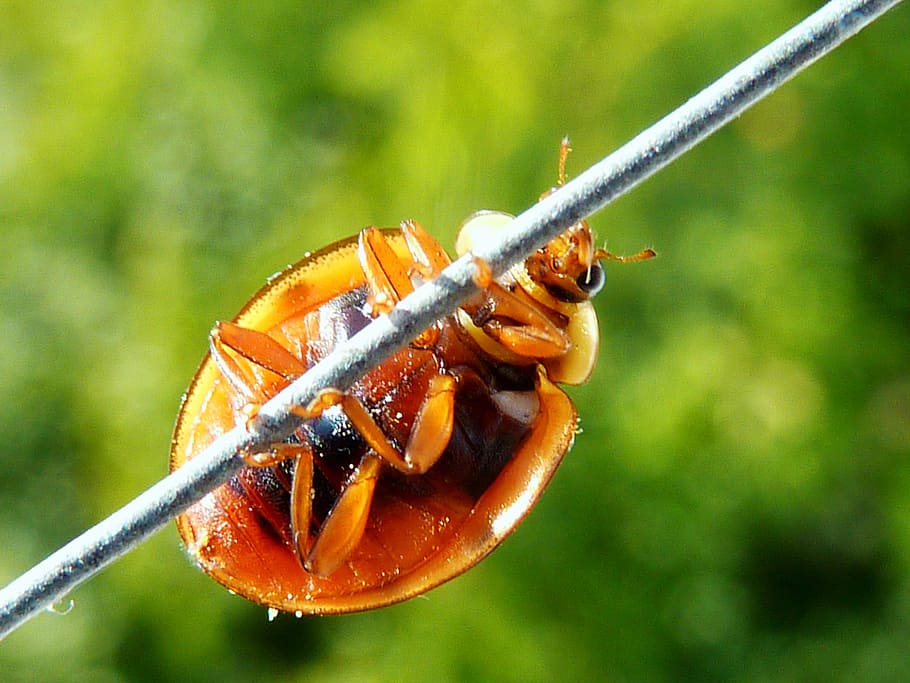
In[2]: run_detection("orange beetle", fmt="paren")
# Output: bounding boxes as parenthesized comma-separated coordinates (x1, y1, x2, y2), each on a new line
(169, 140, 654, 614)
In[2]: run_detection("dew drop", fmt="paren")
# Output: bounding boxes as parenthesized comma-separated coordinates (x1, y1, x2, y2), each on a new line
(267, 607, 279, 622)
(46, 598, 74, 616)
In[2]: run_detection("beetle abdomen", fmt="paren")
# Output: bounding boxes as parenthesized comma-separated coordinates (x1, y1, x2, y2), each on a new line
(234, 282, 542, 554)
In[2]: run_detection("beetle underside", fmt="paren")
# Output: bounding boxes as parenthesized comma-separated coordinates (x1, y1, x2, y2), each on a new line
(170, 140, 652, 613)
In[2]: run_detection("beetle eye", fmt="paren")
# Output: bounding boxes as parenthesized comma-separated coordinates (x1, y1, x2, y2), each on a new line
(576, 263, 605, 296)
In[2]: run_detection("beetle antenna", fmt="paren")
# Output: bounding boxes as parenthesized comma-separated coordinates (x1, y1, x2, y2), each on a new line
(557, 136, 571, 187)
(593, 246, 657, 264)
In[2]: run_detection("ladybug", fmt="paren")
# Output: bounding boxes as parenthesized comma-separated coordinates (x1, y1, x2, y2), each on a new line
(169, 139, 654, 614)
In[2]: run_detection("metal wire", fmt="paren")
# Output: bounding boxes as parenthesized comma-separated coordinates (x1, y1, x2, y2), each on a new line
(0, 0, 903, 640)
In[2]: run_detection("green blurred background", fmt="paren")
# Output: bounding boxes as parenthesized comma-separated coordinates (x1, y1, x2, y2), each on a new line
(2, 1, 909, 681)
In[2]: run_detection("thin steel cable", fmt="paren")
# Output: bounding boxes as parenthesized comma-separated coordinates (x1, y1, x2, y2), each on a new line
(0, 0, 903, 640)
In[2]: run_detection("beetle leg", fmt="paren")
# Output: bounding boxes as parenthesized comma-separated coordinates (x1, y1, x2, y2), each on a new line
(235, 441, 321, 570)
(401, 373, 457, 473)
(360, 224, 445, 348)
(398, 220, 450, 348)
(214, 321, 306, 379)
(291, 389, 406, 470)
(233, 459, 301, 548)
(293, 374, 456, 475)
(305, 451, 382, 577)
(461, 282, 571, 359)
(359, 227, 414, 316)
(469, 254, 494, 289)
(242, 442, 306, 468)
(287, 375, 456, 575)
(210, 321, 306, 401)
(232, 442, 319, 563)
(290, 449, 315, 567)
(314, 373, 459, 475)
(400, 219, 451, 280)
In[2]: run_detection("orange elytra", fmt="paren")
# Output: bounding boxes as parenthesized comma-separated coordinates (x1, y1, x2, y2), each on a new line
(169, 139, 655, 614)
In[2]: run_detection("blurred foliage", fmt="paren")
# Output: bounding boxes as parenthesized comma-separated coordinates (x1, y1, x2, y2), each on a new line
(1, 1, 909, 681)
